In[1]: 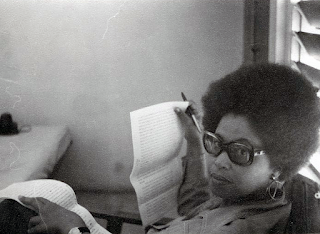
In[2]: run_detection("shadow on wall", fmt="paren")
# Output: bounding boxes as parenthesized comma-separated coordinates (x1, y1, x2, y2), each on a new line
(0, 0, 244, 192)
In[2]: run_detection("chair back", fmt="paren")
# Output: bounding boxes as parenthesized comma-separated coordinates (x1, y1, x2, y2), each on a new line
(284, 174, 320, 233)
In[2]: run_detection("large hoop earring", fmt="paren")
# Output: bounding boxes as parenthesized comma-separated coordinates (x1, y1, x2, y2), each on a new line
(266, 176, 284, 200)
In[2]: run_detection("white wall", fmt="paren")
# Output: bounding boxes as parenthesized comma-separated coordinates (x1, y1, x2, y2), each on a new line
(0, 0, 244, 192)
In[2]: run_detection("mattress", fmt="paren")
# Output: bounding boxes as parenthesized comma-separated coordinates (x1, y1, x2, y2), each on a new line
(0, 126, 71, 190)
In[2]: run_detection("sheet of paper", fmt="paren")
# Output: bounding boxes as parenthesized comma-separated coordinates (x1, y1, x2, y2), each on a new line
(0, 179, 111, 234)
(130, 101, 189, 226)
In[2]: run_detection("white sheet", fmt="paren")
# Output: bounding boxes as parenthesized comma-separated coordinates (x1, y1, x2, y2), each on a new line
(0, 179, 111, 234)
(0, 126, 71, 190)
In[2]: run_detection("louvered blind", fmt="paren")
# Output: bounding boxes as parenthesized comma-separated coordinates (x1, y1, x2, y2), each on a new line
(290, 0, 320, 181)
(291, 0, 320, 86)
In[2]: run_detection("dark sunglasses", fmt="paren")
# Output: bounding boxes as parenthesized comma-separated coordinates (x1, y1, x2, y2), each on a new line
(203, 131, 265, 166)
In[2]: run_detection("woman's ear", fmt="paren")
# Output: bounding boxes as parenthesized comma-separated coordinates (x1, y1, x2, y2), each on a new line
(271, 166, 283, 182)
(273, 170, 280, 178)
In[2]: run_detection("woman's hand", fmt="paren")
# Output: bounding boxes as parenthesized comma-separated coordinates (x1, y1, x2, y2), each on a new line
(19, 196, 86, 234)
(175, 101, 208, 185)
(175, 100, 203, 151)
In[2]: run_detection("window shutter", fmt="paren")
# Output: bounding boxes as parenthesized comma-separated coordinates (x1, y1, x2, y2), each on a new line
(291, 0, 320, 87)
(289, 0, 320, 181)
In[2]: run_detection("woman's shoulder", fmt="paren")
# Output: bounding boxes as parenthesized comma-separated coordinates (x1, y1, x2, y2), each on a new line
(284, 174, 320, 233)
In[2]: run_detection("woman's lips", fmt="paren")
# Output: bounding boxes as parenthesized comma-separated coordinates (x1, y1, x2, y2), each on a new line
(210, 173, 232, 184)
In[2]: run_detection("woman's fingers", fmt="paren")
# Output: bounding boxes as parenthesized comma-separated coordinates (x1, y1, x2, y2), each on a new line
(19, 196, 41, 213)
(19, 196, 50, 213)
(28, 216, 42, 229)
(175, 106, 202, 145)
(174, 107, 193, 126)
(27, 223, 48, 234)
(19, 195, 87, 234)
(187, 100, 201, 120)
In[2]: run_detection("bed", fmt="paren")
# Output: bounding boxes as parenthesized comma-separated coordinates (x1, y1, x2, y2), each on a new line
(0, 126, 71, 190)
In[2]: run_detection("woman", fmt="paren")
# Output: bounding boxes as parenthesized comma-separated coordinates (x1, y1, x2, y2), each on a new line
(150, 63, 320, 233)
(3, 63, 320, 234)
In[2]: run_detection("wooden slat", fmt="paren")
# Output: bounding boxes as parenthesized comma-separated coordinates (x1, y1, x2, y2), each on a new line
(298, 1, 320, 28)
(295, 61, 320, 87)
(309, 164, 320, 182)
(295, 32, 320, 60)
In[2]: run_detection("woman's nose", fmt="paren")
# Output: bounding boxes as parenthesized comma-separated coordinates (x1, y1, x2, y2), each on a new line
(210, 150, 232, 170)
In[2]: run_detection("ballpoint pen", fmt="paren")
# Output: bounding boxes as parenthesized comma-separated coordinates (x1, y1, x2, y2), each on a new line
(181, 92, 207, 179)
(181, 92, 202, 133)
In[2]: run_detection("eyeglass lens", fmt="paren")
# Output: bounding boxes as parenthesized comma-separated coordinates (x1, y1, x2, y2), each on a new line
(203, 132, 252, 165)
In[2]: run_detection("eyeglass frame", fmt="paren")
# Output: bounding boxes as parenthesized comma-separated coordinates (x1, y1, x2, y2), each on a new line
(203, 130, 265, 166)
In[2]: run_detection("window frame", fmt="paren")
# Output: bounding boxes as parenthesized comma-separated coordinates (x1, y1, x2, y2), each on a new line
(268, 0, 320, 183)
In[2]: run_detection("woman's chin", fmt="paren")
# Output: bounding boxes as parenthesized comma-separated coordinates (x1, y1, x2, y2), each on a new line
(210, 181, 268, 203)
(209, 180, 238, 199)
